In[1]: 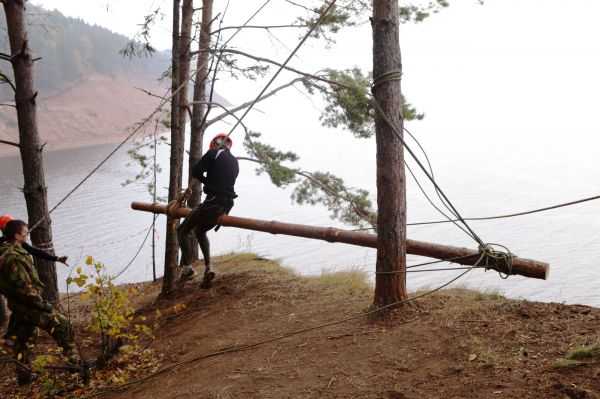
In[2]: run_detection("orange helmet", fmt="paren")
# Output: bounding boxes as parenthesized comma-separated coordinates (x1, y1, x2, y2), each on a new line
(209, 133, 233, 150)
(0, 215, 14, 230)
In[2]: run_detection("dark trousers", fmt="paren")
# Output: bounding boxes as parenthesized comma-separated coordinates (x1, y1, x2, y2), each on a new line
(177, 196, 233, 267)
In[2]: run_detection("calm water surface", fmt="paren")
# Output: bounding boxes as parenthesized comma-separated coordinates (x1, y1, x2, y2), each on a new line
(0, 121, 599, 307)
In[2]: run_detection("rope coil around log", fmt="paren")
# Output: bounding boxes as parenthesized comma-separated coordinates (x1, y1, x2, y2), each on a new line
(478, 243, 514, 279)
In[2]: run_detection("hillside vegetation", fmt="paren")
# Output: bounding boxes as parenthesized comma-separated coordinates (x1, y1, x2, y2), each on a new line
(0, 5, 169, 156)
(0, 5, 167, 100)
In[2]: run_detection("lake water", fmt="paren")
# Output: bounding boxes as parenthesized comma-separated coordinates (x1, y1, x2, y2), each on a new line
(1, 108, 599, 307)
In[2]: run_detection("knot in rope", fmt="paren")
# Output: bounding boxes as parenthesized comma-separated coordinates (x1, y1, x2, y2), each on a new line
(477, 243, 514, 279)
(371, 69, 402, 92)
(165, 186, 194, 218)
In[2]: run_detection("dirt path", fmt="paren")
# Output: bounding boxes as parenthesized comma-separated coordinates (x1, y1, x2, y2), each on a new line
(1, 253, 599, 398)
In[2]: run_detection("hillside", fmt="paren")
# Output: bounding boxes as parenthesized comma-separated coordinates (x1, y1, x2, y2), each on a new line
(0, 72, 164, 157)
(0, 5, 169, 157)
(0, 5, 167, 99)
(1, 253, 599, 398)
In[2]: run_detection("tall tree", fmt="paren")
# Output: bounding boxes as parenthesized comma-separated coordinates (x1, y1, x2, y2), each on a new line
(1, 0, 59, 303)
(175, 0, 196, 262)
(371, 0, 407, 308)
(162, 0, 183, 296)
(187, 0, 213, 258)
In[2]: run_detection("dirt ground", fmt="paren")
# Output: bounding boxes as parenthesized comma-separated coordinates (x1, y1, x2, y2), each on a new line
(1, 253, 599, 398)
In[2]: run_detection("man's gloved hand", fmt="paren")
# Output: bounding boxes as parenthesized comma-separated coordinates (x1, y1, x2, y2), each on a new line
(42, 302, 53, 313)
(57, 256, 68, 264)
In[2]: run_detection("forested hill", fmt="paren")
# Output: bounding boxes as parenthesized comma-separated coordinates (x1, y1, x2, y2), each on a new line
(0, 5, 168, 99)
(0, 5, 169, 156)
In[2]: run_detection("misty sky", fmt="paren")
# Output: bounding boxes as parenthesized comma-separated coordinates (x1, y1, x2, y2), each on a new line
(27, 0, 600, 196)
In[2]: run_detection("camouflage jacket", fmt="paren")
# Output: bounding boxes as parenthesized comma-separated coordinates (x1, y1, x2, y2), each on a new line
(0, 242, 46, 311)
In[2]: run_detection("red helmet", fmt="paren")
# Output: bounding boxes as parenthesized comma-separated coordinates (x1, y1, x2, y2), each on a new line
(0, 215, 14, 230)
(209, 133, 233, 150)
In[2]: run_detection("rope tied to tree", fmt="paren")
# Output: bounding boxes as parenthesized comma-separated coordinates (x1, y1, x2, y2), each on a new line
(371, 69, 402, 91)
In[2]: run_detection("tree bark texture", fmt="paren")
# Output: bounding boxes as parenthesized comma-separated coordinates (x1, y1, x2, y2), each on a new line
(3, 0, 58, 303)
(371, 0, 407, 308)
(174, 0, 196, 262)
(162, 0, 183, 296)
(186, 0, 213, 260)
(0, 296, 7, 325)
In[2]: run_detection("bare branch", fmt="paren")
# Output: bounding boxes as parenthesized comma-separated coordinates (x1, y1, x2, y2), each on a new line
(135, 86, 171, 102)
(198, 48, 347, 89)
(0, 72, 16, 92)
(200, 77, 304, 126)
(0, 52, 11, 62)
(211, 24, 310, 35)
(284, 0, 314, 12)
(0, 103, 16, 108)
(0, 139, 20, 148)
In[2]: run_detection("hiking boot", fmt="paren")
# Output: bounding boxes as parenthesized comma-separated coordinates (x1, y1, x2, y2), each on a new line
(1, 338, 15, 354)
(67, 357, 96, 372)
(199, 265, 215, 289)
(17, 372, 38, 387)
(177, 265, 197, 284)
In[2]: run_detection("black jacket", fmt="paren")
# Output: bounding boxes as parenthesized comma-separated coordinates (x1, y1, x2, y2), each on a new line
(192, 148, 239, 199)
(0, 236, 58, 262)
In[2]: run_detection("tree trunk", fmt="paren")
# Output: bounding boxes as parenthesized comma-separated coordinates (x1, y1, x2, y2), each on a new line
(162, 0, 183, 296)
(187, 0, 213, 259)
(0, 296, 7, 325)
(175, 0, 197, 261)
(3, 0, 58, 303)
(371, 0, 407, 309)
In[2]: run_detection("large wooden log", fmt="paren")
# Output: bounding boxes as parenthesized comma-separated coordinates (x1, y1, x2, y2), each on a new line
(131, 202, 549, 280)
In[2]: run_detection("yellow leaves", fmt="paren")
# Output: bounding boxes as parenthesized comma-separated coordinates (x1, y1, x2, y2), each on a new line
(85, 255, 93, 265)
(109, 373, 126, 384)
(17, 352, 22, 361)
(76, 266, 82, 274)
(80, 289, 93, 301)
(173, 303, 187, 314)
(155, 309, 162, 318)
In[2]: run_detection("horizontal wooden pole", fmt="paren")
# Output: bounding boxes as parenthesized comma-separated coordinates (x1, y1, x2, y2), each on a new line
(131, 201, 549, 280)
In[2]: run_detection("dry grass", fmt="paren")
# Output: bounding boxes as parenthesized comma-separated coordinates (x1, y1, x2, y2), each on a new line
(306, 267, 372, 299)
(552, 358, 583, 369)
(215, 253, 372, 300)
(566, 342, 600, 360)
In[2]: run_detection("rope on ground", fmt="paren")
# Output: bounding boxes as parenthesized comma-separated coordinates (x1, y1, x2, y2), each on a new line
(73, 267, 473, 399)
